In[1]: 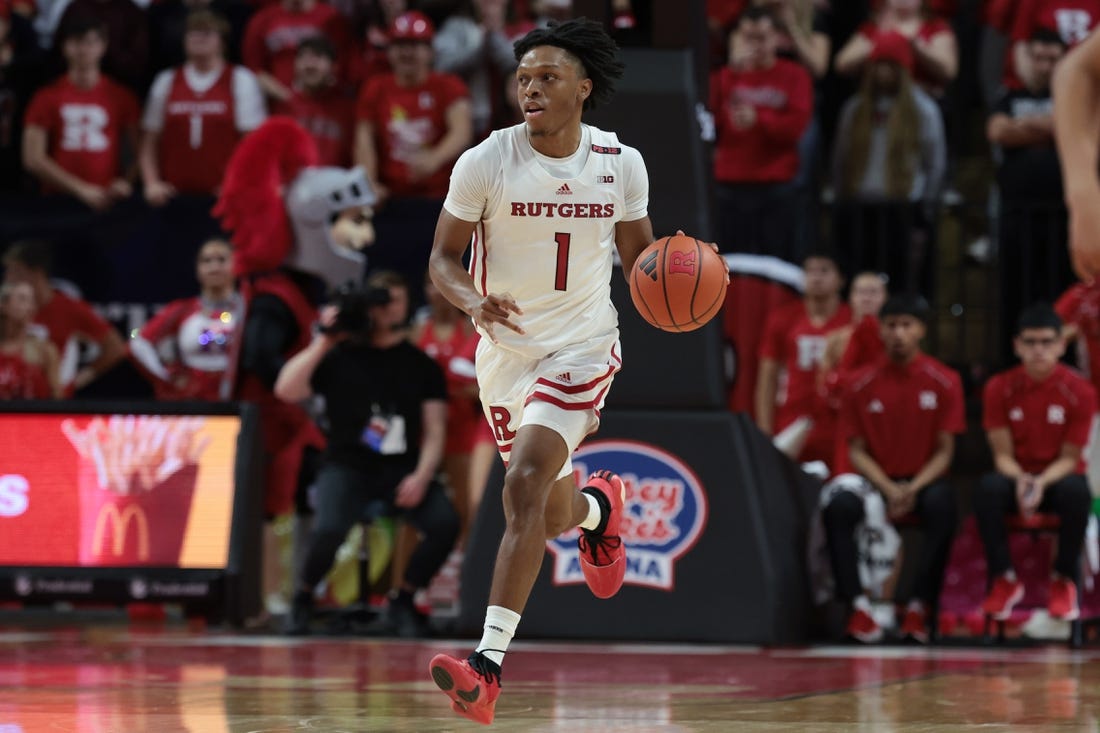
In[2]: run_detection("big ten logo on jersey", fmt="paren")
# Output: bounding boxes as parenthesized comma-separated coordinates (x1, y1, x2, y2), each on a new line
(795, 335, 827, 370)
(0, 475, 30, 518)
(546, 440, 708, 592)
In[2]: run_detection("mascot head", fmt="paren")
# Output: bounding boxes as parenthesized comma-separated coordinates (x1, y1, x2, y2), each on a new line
(214, 118, 376, 288)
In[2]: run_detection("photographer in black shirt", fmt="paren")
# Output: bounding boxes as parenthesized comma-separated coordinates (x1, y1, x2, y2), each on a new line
(275, 270, 459, 636)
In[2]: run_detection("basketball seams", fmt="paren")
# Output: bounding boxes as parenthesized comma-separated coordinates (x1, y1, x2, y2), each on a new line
(658, 235, 683, 333)
(687, 237, 704, 328)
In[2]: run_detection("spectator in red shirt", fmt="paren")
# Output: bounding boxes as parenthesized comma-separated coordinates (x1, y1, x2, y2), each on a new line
(1010, 0, 1100, 89)
(354, 11, 472, 305)
(825, 294, 964, 643)
(55, 0, 148, 92)
(1, 240, 125, 395)
(274, 35, 355, 167)
(835, 0, 958, 99)
(710, 6, 812, 262)
(977, 304, 1095, 623)
(129, 237, 241, 400)
(0, 280, 60, 399)
(22, 17, 139, 211)
(756, 250, 852, 468)
(355, 11, 472, 205)
(831, 31, 945, 295)
(242, 0, 348, 104)
(140, 10, 267, 204)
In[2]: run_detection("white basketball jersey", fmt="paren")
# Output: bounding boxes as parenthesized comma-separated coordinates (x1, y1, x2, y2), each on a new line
(446, 123, 648, 359)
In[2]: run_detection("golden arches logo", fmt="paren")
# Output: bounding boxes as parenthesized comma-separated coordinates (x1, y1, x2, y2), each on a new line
(92, 504, 150, 560)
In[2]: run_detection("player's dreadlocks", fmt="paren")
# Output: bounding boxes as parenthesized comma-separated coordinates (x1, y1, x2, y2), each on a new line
(513, 18, 625, 111)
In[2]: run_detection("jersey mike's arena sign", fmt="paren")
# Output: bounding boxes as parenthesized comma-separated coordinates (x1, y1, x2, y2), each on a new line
(547, 440, 708, 592)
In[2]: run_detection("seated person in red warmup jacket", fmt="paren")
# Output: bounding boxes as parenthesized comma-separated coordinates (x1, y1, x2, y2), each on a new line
(824, 294, 964, 644)
(976, 304, 1095, 623)
(756, 250, 851, 469)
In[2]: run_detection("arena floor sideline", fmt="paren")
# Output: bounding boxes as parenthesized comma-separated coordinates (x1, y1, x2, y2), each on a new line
(1, 626, 1098, 731)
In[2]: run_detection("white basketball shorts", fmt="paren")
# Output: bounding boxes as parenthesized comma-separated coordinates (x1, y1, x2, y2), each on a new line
(476, 329, 622, 480)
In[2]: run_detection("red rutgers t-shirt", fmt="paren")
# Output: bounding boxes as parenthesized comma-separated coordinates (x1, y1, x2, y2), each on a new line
(23, 75, 139, 189)
(760, 299, 852, 430)
(275, 86, 356, 167)
(983, 364, 1096, 474)
(1012, 0, 1100, 44)
(242, 2, 348, 88)
(356, 72, 470, 198)
(760, 299, 852, 467)
(709, 59, 813, 184)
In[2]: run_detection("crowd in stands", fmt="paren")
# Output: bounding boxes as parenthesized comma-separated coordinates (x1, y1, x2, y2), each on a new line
(0, 0, 1098, 641)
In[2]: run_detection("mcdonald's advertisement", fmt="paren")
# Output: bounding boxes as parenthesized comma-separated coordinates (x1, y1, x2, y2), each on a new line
(0, 413, 240, 569)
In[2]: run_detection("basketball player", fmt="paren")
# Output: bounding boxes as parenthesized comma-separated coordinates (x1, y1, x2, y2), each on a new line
(1053, 27, 1100, 282)
(426, 18, 724, 725)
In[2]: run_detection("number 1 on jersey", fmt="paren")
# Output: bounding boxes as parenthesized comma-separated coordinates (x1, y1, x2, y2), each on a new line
(554, 232, 570, 291)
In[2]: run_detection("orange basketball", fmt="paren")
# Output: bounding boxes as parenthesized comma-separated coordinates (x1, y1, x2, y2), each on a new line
(629, 234, 727, 332)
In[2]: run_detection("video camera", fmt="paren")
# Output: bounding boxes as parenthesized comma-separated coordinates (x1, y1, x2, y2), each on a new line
(321, 280, 391, 335)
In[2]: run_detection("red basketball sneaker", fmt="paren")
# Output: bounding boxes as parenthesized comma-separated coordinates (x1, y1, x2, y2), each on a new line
(578, 470, 627, 599)
(1048, 578, 1080, 621)
(429, 651, 502, 725)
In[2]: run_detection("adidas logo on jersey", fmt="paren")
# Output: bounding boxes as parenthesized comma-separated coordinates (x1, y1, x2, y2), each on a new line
(556, 183, 573, 195)
(554, 372, 572, 383)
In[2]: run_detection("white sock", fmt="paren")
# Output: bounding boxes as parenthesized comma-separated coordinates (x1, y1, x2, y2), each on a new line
(1004, 569, 1017, 582)
(476, 606, 521, 666)
(852, 595, 872, 613)
(578, 492, 602, 531)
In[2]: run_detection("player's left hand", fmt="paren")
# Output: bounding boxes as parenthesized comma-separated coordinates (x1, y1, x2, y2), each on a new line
(395, 472, 430, 508)
(676, 229, 729, 284)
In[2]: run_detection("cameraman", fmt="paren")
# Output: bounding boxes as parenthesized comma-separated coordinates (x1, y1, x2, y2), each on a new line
(275, 270, 459, 637)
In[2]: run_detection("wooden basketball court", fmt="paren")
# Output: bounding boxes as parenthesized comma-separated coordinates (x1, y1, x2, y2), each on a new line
(2, 627, 1098, 731)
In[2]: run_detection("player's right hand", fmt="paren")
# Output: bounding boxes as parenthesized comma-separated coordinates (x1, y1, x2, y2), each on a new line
(1068, 196, 1100, 283)
(473, 293, 525, 342)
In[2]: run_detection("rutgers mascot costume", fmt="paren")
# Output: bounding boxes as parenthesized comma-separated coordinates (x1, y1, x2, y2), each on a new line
(215, 117, 376, 543)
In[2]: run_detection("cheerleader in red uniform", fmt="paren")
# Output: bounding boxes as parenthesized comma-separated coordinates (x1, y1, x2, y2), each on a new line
(129, 238, 242, 401)
(0, 281, 59, 399)
(414, 276, 480, 535)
